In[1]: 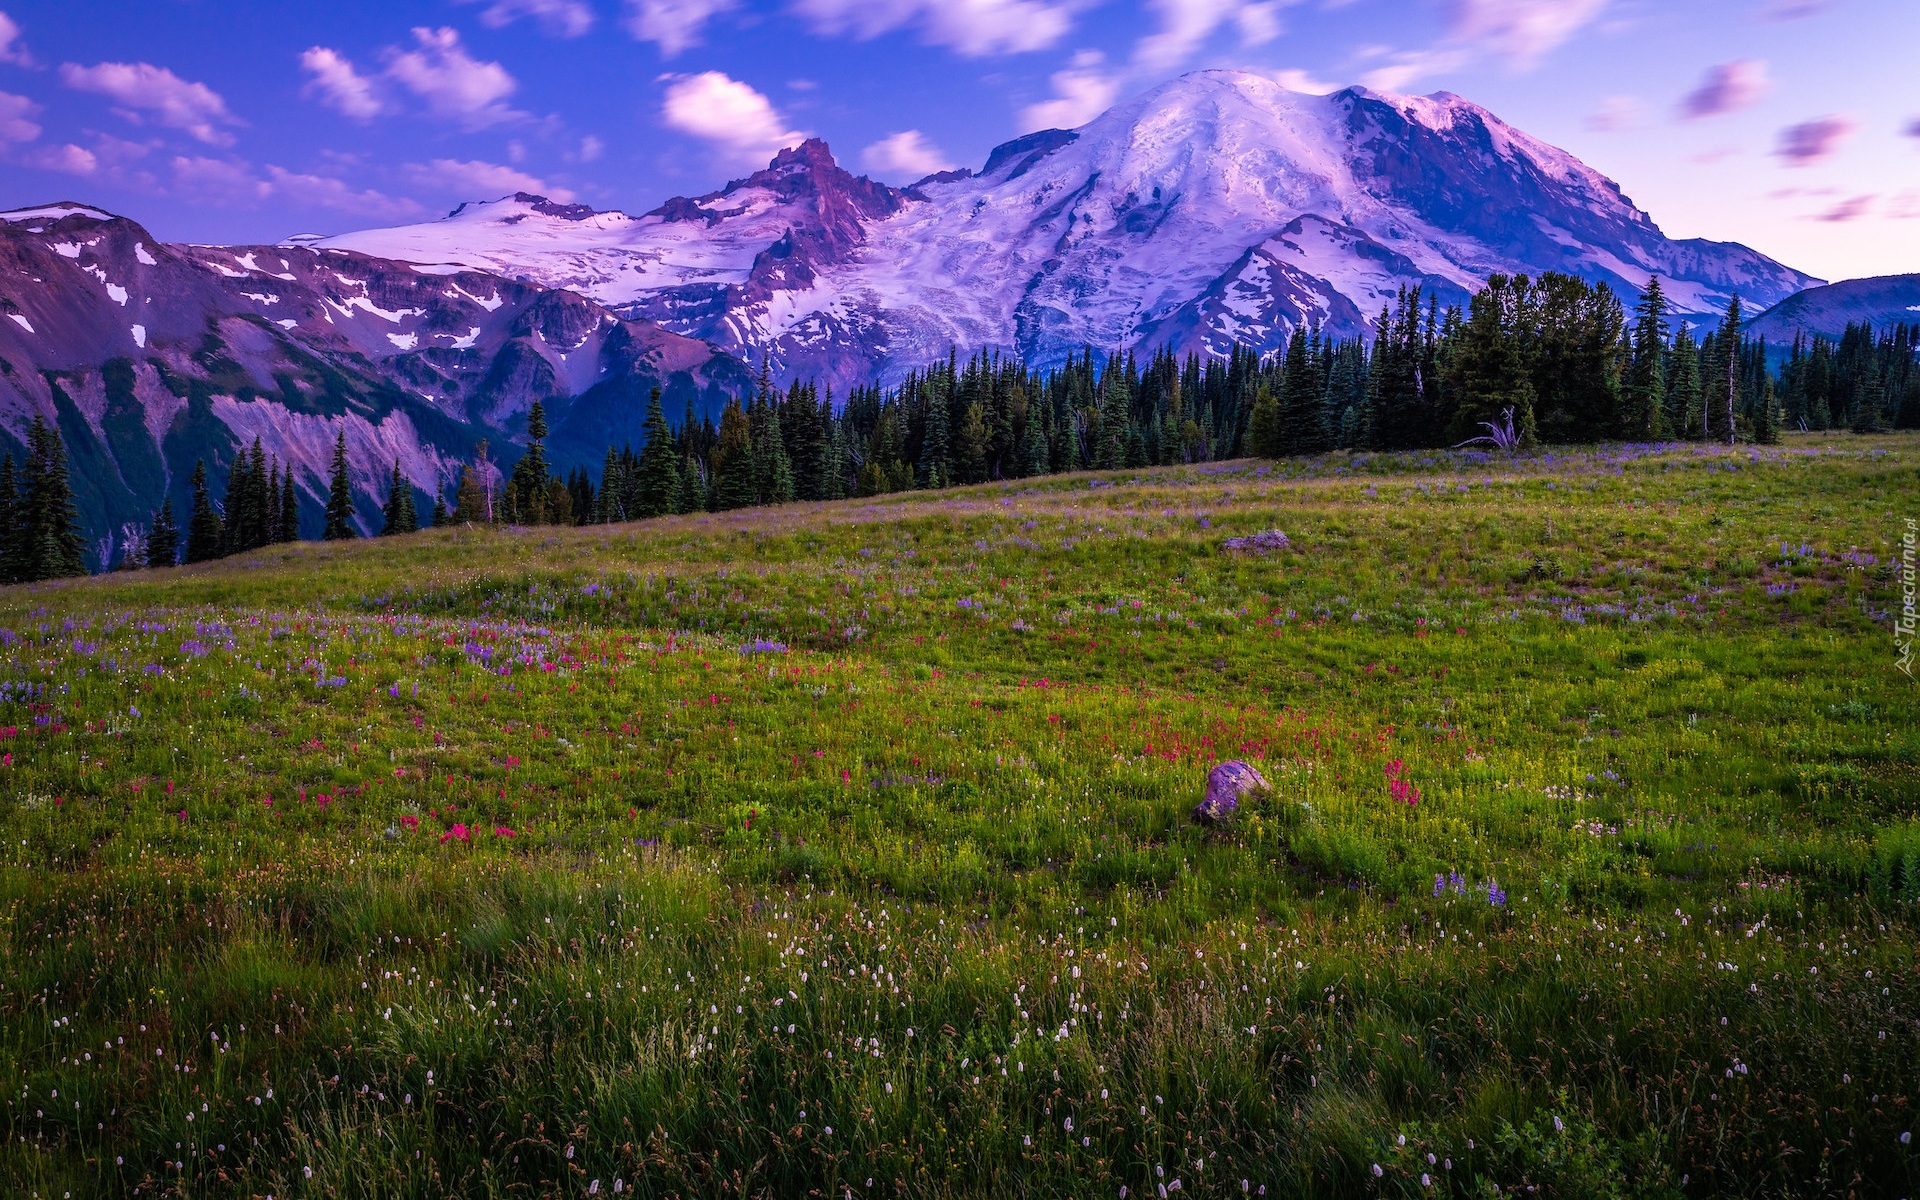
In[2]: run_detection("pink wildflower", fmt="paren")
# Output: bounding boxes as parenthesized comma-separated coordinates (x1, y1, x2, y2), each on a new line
(440, 823, 470, 844)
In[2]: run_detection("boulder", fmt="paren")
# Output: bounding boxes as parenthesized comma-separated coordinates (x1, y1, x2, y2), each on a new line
(1193, 760, 1268, 824)
(1221, 530, 1290, 555)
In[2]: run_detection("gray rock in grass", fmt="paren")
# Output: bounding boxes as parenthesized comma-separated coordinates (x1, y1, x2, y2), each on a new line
(1194, 760, 1268, 824)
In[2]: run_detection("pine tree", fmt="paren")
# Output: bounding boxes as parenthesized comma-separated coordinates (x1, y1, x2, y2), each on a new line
(380, 461, 417, 535)
(1666, 321, 1702, 439)
(451, 464, 487, 524)
(430, 490, 450, 528)
(634, 387, 680, 517)
(507, 401, 551, 524)
(1624, 276, 1669, 440)
(0, 455, 18, 584)
(916, 378, 949, 489)
(1278, 327, 1327, 454)
(1715, 295, 1743, 444)
(17, 416, 86, 579)
(147, 498, 179, 567)
(323, 430, 357, 540)
(1246, 384, 1282, 457)
(185, 460, 223, 563)
(279, 463, 300, 541)
(711, 400, 756, 511)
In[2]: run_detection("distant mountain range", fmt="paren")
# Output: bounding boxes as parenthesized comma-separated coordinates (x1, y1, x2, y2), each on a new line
(313, 70, 1821, 390)
(1745, 274, 1920, 344)
(0, 70, 1846, 560)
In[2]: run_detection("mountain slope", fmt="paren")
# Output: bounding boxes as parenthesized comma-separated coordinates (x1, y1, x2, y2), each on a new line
(311, 70, 1819, 389)
(0, 203, 747, 560)
(1746, 274, 1920, 343)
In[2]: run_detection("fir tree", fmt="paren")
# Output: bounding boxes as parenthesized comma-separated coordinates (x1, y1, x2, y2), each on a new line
(323, 430, 357, 540)
(1715, 295, 1743, 444)
(710, 400, 756, 511)
(17, 416, 86, 578)
(218, 453, 249, 557)
(185, 460, 223, 563)
(507, 402, 551, 524)
(635, 387, 681, 517)
(278, 463, 300, 542)
(430, 490, 450, 528)
(916, 377, 950, 489)
(1666, 321, 1702, 439)
(451, 465, 487, 524)
(0, 456, 17, 584)
(380, 461, 417, 535)
(146, 498, 179, 568)
(1246, 384, 1282, 458)
(1624, 275, 1669, 440)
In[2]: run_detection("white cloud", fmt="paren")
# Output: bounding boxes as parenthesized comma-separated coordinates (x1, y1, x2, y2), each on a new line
(385, 27, 523, 129)
(263, 166, 425, 220)
(1359, 46, 1467, 92)
(0, 89, 39, 143)
(471, 0, 596, 37)
(860, 130, 955, 180)
(625, 0, 738, 55)
(1445, 0, 1607, 67)
(402, 157, 574, 202)
(1269, 68, 1339, 94)
(791, 0, 1078, 58)
(1134, 0, 1283, 72)
(1586, 93, 1645, 132)
(660, 71, 805, 166)
(0, 10, 32, 67)
(299, 47, 386, 121)
(1017, 50, 1118, 133)
(25, 143, 97, 175)
(577, 134, 605, 161)
(169, 155, 269, 203)
(59, 61, 240, 146)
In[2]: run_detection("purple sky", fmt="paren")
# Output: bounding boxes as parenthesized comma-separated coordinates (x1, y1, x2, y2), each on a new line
(0, 0, 1914, 284)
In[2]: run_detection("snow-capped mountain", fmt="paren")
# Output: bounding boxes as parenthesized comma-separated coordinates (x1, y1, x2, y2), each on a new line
(311, 70, 1821, 390)
(0, 202, 746, 556)
(1746, 274, 1920, 343)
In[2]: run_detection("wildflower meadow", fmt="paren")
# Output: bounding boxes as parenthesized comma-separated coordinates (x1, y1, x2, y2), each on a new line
(0, 434, 1915, 1198)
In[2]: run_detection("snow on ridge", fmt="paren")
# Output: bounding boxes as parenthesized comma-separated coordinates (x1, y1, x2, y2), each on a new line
(2, 204, 112, 223)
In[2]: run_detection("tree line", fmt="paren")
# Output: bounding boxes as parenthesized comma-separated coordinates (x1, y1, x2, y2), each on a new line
(10, 271, 1918, 576)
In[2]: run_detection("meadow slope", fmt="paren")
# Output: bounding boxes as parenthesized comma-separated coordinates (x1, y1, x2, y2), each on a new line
(1, 434, 1916, 1198)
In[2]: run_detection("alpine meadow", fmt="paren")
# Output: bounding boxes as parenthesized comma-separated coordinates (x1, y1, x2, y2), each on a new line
(0, 430, 1914, 1198)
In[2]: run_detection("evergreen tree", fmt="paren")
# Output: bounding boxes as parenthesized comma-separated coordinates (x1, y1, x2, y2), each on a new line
(675, 453, 708, 514)
(146, 498, 179, 568)
(1246, 384, 1282, 458)
(710, 400, 756, 511)
(916, 377, 950, 488)
(634, 387, 681, 517)
(17, 416, 87, 579)
(380, 460, 417, 535)
(185, 460, 224, 563)
(451, 465, 487, 524)
(1714, 295, 1743, 444)
(279, 463, 300, 542)
(0, 455, 18, 584)
(1624, 275, 1669, 440)
(218, 453, 248, 557)
(507, 401, 551, 524)
(1278, 327, 1327, 454)
(430, 490, 450, 528)
(1666, 321, 1702, 439)
(323, 430, 357, 540)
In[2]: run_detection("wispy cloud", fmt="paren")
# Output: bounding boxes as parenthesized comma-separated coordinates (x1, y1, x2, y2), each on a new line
(385, 28, 524, 129)
(264, 166, 425, 219)
(0, 10, 33, 67)
(1017, 50, 1119, 132)
(791, 0, 1080, 58)
(1269, 68, 1341, 95)
(60, 61, 240, 146)
(469, 0, 595, 37)
(1775, 114, 1856, 166)
(0, 89, 39, 143)
(1445, 0, 1608, 68)
(1760, 0, 1835, 20)
(1586, 94, 1645, 132)
(1679, 60, 1769, 119)
(299, 47, 385, 121)
(1133, 0, 1284, 72)
(1810, 194, 1872, 223)
(402, 157, 574, 201)
(860, 130, 955, 181)
(624, 0, 739, 56)
(660, 71, 805, 167)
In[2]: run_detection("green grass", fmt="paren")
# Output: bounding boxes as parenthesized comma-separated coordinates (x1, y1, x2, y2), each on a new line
(0, 433, 1916, 1198)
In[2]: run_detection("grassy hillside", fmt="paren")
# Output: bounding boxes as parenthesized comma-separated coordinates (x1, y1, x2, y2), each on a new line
(1, 433, 1916, 1198)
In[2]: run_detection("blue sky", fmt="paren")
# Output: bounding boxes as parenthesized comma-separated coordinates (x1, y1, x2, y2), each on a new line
(0, 0, 1914, 284)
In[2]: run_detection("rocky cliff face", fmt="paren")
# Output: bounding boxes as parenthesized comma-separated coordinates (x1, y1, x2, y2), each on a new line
(0, 203, 747, 559)
(313, 71, 1821, 391)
